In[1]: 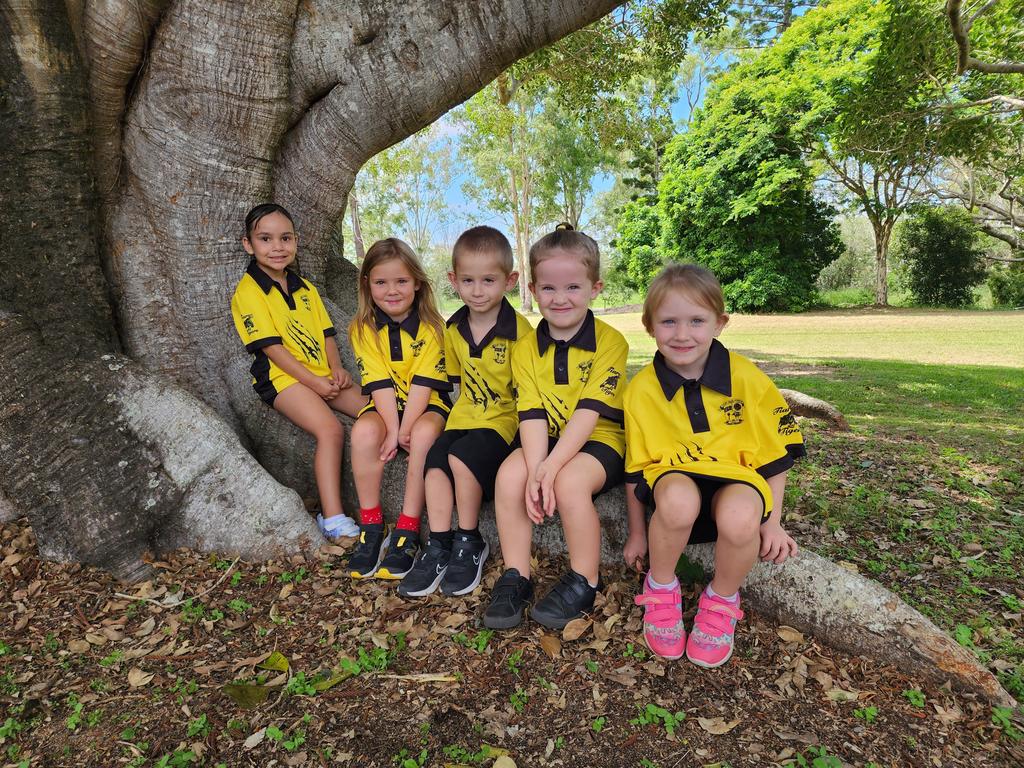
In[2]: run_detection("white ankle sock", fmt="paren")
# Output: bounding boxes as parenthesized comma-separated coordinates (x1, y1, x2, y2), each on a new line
(647, 573, 679, 591)
(706, 584, 738, 602)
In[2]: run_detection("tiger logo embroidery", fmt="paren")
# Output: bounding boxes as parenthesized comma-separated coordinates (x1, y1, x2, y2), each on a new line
(410, 339, 425, 357)
(493, 342, 507, 365)
(599, 367, 621, 396)
(577, 359, 593, 384)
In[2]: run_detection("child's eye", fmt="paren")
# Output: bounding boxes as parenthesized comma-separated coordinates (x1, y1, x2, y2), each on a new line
(691, 318, 705, 326)
(568, 284, 580, 291)
(661, 319, 675, 326)
(484, 278, 495, 284)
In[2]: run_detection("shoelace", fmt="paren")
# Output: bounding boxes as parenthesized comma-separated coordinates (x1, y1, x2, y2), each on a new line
(693, 597, 743, 637)
(634, 591, 681, 626)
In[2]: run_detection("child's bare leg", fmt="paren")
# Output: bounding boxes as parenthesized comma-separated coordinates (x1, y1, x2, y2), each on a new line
(551, 454, 606, 584)
(494, 449, 532, 576)
(402, 412, 446, 519)
(450, 455, 483, 530)
(649, 474, 701, 585)
(709, 485, 762, 596)
(350, 412, 386, 509)
(327, 387, 368, 419)
(424, 468, 455, 532)
(274, 383, 345, 517)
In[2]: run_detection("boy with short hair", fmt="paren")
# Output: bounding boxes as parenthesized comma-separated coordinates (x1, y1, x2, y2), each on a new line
(398, 226, 532, 598)
(483, 225, 628, 630)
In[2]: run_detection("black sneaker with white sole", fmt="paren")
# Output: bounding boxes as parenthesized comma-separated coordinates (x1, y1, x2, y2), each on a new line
(530, 569, 602, 630)
(482, 568, 534, 630)
(375, 529, 420, 580)
(397, 539, 450, 597)
(347, 523, 387, 579)
(441, 533, 489, 596)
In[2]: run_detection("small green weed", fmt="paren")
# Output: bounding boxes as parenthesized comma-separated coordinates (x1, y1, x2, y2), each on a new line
(902, 689, 926, 707)
(154, 748, 198, 767)
(630, 703, 685, 738)
(99, 650, 125, 668)
(791, 745, 842, 767)
(279, 567, 308, 584)
(991, 706, 1023, 741)
(509, 687, 528, 713)
(591, 716, 606, 733)
(507, 648, 524, 676)
(392, 747, 428, 767)
(853, 706, 878, 725)
(186, 714, 211, 738)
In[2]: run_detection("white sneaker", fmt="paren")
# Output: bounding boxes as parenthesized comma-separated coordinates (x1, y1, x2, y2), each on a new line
(317, 513, 360, 538)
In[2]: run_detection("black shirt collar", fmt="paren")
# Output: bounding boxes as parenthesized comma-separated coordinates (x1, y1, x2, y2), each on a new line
(373, 304, 420, 337)
(652, 339, 732, 400)
(246, 259, 308, 295)
(447, 297, 520, 343)
(536, 310, 597, 356)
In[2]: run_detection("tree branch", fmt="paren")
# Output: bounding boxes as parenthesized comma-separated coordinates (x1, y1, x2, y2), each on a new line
(946, 0, 1024, 75)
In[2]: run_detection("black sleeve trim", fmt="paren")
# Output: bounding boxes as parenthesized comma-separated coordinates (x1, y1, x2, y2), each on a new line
(518, 408, 547, 421)
(624, 470, 643, 484)
(447, 375, 461, 383)
(411, 374, 454, 392)
(323, 327, 337, 337)
(361, 379, 394, 395)
(577, 398, 624, 424)
(756, 444, 807, 478)
(245, 336, 283, 353)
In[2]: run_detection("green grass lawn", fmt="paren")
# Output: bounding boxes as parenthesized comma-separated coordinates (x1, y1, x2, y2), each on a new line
(598, 307, 1024, 700)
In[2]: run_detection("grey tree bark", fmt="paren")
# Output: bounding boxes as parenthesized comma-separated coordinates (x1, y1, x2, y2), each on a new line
(1, 0, 623, 575)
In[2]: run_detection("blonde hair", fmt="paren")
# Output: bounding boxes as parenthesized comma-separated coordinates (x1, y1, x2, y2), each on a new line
(452, 226, 515, 275)
(642, 263, 728, 334)
(528, 225, 600, 284)
(350, 238, 445, 347)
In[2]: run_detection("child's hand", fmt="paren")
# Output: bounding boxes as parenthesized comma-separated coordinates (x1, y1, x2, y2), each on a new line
(532, 459, 558, 517)
(397, 428, 412, 451)
(312, 376, 340, 400)
(379, 431, 399, 462)
(760, 521, 798, 564)
(331, 368, 353, 389)
(525, 475, 545, 525)
(623, 530, 648, 573)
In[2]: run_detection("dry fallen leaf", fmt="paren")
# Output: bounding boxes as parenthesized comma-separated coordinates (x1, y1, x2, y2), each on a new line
(561, 617, 591, 641)
(243, 728, 266, 749)
(441, 613, 470, 629)
(539, 634, 562, 660)
(68, 639, 90, 654)
(825, 687, 859, 702)
(127, 667, 154, 687)
(492, 757, 517, 768)
(133, 617, 156, 637)
(777, 626, 804, 644)
(698, 717, 741, 735)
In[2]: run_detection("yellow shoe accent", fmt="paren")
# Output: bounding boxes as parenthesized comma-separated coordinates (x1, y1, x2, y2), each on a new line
(374, 568, 402, 580)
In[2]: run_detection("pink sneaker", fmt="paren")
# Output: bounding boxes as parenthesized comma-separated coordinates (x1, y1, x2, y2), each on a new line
(634, 576, 685, 660)
(686, 590, 744, 668)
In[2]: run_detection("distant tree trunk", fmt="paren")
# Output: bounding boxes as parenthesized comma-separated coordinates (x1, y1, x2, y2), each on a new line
(871, 219, 894, 307)
(349, 193, 366, 262)
(1, 0, 621, 577)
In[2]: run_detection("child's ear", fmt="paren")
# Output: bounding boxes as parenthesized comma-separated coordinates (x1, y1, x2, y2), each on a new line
(715, 313, 730, 336)
(591, 279, 604, 298)
(447, 270, 459, 292)
(242, 236, 254, 255)
(505, 271, 519, 291)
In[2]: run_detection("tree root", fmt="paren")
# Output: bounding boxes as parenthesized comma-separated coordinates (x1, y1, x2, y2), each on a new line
(780, 388, 850, 430)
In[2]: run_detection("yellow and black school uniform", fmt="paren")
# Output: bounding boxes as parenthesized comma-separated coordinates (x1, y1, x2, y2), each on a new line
(623, 339, 805, 543)
(424, 298, 532, 498)
(230, 259, 336, 406)
(349, 305, 451, 419)
(512, 310, 628, 493)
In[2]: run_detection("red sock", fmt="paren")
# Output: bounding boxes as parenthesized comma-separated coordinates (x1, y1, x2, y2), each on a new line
(396, 514, 420, 533)
(359, 505, 382, 526)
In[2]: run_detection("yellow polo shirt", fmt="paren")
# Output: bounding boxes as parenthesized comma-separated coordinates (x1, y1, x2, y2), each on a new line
(444, 298, 532, 444)
(512, 310, 628, 456)
(230, 260, 335, 402)
(349, 306, 451, 416)
(624, 340, 806, 513)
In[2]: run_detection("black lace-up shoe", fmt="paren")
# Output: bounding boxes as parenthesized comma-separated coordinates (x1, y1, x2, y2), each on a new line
(397, 539, 450, 597)
(347, 524, 387, 579)
(375, 529, 420, 579)
(440, 533, 489, 596)
(530, 569, 601, 630)
(482, 568, 534, 630)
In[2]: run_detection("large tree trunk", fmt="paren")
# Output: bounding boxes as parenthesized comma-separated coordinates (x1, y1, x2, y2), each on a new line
(871, 219, 892, 307)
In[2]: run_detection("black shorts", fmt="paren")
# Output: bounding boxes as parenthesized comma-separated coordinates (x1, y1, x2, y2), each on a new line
(511, 435, 625, 496)
(637, 471, 766, 545)
(423, 428, 514, 501)
(360, 402, 450, 420)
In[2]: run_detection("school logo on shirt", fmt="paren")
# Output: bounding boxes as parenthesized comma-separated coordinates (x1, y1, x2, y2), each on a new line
(719, 398, 745, 426)
(577, 360, 593, 384)
(356, 357, 366, 377)
(599, 367, 621, 396)
(774, 406, 799, 435)
(493, 342, 507, 365)
(242, 314, 256, 335)
(300, 295, 311, 310)
(434, 357, 446, 375)
(410, 339, 425, 357)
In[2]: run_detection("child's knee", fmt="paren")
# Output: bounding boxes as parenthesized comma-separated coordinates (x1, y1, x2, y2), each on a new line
(653, 479, 700, 529)
(351, 414, 383, 443)
(714, 507, 761, 544)
(448, 454, 474, 481)
(317, 418, 344, 445)
(409, 418, 440, 451)
(495, 454, 527, 496)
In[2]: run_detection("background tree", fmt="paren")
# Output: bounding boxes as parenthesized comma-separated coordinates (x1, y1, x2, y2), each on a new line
(891, 205, 988, 307)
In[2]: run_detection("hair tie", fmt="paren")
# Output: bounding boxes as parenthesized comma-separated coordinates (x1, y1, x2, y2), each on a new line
(554, 222, 574, 232)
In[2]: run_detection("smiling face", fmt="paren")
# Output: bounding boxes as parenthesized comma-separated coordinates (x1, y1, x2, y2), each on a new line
(650, 288, 728, 380)
(448, 250, 517, 319)
(530, 248, 602, 339)
(368, 257, 419, 322)
(242, 211, 297, 279)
